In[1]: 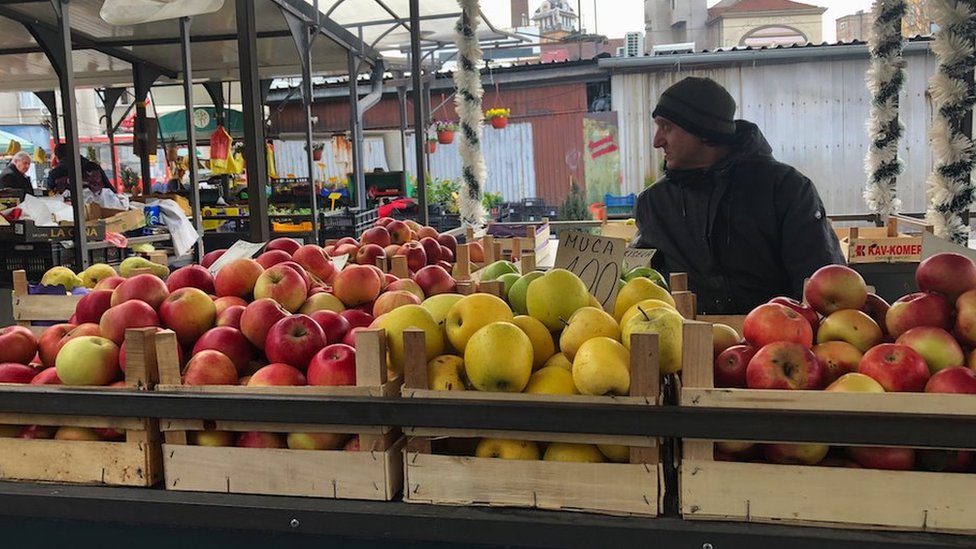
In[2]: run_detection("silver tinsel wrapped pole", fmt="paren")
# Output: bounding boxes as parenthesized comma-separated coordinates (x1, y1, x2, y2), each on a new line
(864, 0, 907, 221)
(453, 0, 488, 227)
(925, 0, 976, 244)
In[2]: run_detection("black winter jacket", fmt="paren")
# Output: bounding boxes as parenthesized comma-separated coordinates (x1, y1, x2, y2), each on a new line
(633, 120, 845, 315)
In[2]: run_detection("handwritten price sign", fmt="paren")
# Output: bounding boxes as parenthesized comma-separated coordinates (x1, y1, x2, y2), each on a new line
(553, 230, 627, 312)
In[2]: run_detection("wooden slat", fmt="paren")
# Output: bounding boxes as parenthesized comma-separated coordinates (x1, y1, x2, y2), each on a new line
(161, 419, 388, 436)
(680, 321, 714, 462)
(156, 379, 401, 398)
(520, 252, 536, 273)
(0, 439, 157, 486)
(12, 270, 28, 297)
(162, 438, 404, 500)
(482, 236, 495, 264)
(456, 281, 476, 295)
(628, 332, 660, 464)
(404, 454, 658, 516)
(12, 294, 82, 322)
(405, 427, 657, 448)
(401, 387, 653, 406)
(154, 330, 183, 386)
(681, 460, 976, 534)
(0, 413, 146, 430)
(391, 255, 409, 279)
(357, 429, 400, 452)
(669, 272, 688, 292)
(478, 280, 505, 299)
(456, 244, 472, 280)
(697, 314, 747, 335)
(682, 388, 976, 417)
(402, 329, 428, 390)
(123, 328, 158, 389)
(354, 328, 388, 387)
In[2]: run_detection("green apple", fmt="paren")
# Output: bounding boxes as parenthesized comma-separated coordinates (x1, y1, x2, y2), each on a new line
(479, 260, 519, 282)
(496, 272, 520, 300)
(622, 306, 683, 374)
(623, 266, 669, 290)
(526, 268, 590, 331)
(508, 271, 544, 315)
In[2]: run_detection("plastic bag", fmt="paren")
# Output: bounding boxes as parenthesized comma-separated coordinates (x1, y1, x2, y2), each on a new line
(209, 125, 232, 174)
(266, 142, 277, 179)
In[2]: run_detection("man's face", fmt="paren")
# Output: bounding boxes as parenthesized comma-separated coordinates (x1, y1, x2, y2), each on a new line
(13, 157, 31, 175)
(652, 117, 709, 170)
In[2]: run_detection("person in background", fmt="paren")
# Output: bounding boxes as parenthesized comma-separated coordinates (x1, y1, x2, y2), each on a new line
(0, 151, 34, 197)
(632, 76, 845, 315)
(44, 143, 114, 195)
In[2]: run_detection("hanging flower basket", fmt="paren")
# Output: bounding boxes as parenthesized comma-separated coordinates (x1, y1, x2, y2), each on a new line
(433, 120, 458, 144)
(485, 107, 511, 129)
(490, 116, 508, 129)
(427, 139, 437, 154)
(312, 143, 325, 161)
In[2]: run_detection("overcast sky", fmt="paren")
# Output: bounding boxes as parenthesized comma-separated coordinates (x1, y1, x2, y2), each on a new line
(483, 1, 878, 43)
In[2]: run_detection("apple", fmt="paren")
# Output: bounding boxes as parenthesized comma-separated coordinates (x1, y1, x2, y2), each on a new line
(30, 367, 61, 385)
(159, 287, 217, 346)
(299, 292, 346, 314)
(333, 265, 382, 307)
(265, 237, 302, 255)
(344, 436, 360, 451)
(916, 252, 976, 302)
(714, 344, 756, 388)
(742, 303, 814, 349)
(815, 309, 883, 353)
(183, 350, 239, 385)
(111, 273, 169, 310)
(367, 265, 388, 289)
(264, 315, 327, 371)
(746, 341, 824, 390)
(99, 300, 160, 345)
(446, 293, 515, 352)
(37, 323, 75, 367)
(383, 273, 399, 287)
(396, 241, 427, 272)
(375, 217, 394, 228)
(276, 261, 312, 291)
(166, 265, 215, 294)
(896, 326, 964, 374)
(764, 443, 829, 465)
(885, 292, 952, 339)
(419, 237, 441, 264)
(214, 258, 265, 299)
(917, 449, 973, 472)
(417, 226, 439, 240)
(309, 310, 351, 344)
(803, 264, 868, 315)
(334, 243, 360, 258)
(468, 241, 486, 263)
(253, 264, 308, 313)
(858, 343, 930, 392)
(236, 431, 287, 448)
(255, 249, 292, 269)
(526, 269, 589, 331)
(239, 298, 291, 350)
(200, 249, 226, 268)
(374, 305, 445, 373)
(372, 290, 422, 317)
(848, 446, 915, 470)
(386, 220, 411, 245)
(360, 226, 392, 248)
(413, 265, 456, 296)
(712, 323, 741, 357)
(339, 309, 374, 330)
(189, 430, 235, 447)
(342, 326, 367, 347)
(215, 304, 245, 329)
(307, 343, 357, 386)
(287, 432, 350, 450)
(861, 292, 891, 335)
(826, 372, 885, 392)
(192, 326, 254, 375)
(924, 366, 976, 394)
(387, 278, 425, 300)
(291, 245, 335, 282)
(55, 336, 120, 386)
(768, 296, 819, 337)
(213, 295, 248, 315)
(811, 341, 863, 384)
(334, 237, 358, 248)
(437, 233, 458, 254)
(55, 323, 102, 359)
(18, 425, 56, 439)
(0, 326, 38, 365)
(439, 245, 455, 263)
(74, 289, 114, 324)
(0, 363, 37, 383)
(356, 243, 386, 267)
(247, 363, 307, 386)
(94, 276, 125, 290)
(953, 289, 976, 346)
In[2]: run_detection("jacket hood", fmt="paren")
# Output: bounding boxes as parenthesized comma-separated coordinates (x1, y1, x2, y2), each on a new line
(730, 120, 773, 160)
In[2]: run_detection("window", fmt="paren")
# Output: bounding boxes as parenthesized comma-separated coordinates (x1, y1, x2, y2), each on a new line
(18, 92, 45, 110)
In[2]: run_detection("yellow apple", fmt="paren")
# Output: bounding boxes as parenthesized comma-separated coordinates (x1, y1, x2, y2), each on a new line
(715, 440, 756, 454)
(559, 306, 621, 361)
(511, 315, 556, 369)
(597, 444, 630, 463)
(622, 306, 683, 374)
(421, 293, 464, 325)
(54, 426, 102, 441)
(427, 354, 466, 391)
(588, 294, 602, 309)
(543, 442, 606, 462)
(55, 335, 121, 386)
(286, 432, 349, 450)
(464, 322, 533, 392)
(614, 278, 676, 321)
(543, 352, 573, 371)
(826, 372, 886, 393)
(619, 298, 678, 327)
(445, 294, 514, 352)
(375, 304, 445, 373)
(524, 366, 578, 395)
(526, 268, 590, 330)
(572, 336, 630, 395)
(80, 263, 117, 289)
(190, 430, 235, 446)
(475, 438, 540, 460)
(299, 292, 346, 314)
(712, 323, 741, 357)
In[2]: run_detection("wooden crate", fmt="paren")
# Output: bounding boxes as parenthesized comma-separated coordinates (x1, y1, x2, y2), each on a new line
(155, 328, 403, 500)
(398, 325, 705, 516)
(0, 328, 162, 486)
(834, 215, 932, 264)
(11, 269, 82, 337)
(679, 323, 976, 534)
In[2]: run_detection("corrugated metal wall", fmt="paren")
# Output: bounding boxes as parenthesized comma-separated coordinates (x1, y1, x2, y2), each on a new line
(272, 137, 388, 182)
(612, 49, 939, 215)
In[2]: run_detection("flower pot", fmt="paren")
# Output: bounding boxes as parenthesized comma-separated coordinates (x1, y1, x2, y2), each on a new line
(437, 130, 455, 145)
(313, 149, 323, 161)
(427, 141, 437, 154)
(489, 116, 508, 129)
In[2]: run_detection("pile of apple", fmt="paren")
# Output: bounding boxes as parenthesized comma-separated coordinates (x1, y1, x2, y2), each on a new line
(334, 216, 479, 274)
(712, 252, 976, 472)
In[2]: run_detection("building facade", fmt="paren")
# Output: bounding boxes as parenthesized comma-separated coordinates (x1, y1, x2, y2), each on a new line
(531, 0, 579, 41)
(644, 0, 710, 52)
(707, 0, 827, 48)
(836, 10, 873, 42)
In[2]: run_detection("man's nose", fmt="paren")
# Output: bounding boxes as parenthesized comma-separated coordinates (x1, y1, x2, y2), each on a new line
(652, 131, 665, 148)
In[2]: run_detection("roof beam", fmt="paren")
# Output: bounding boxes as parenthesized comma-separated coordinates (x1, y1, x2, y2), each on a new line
(84, 30, 294, 48)
(270, 0, 380, 65)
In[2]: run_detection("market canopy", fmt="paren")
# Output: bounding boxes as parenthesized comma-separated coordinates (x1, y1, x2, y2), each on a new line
(158, 107, 244, 143)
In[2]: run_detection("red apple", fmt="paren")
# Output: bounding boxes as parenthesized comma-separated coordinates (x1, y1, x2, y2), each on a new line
(917, 449, 973, 472)
(99, 301, 160, 345)
(0, 363, 37, 383)
(417, 226, 439, 240)
(386, 220, 411, 245)
(858, 343, 930, 392)
(437, 233, 458, 254)
(714, 344, 756, 388)
(344, 435, 360, 451)
(0, 326, 38, 365)
(255, 249, 292, 269)
(953, 289, 976, 346)
(213, 258, 264, 299)
(367, 264, 388, 289)
(292, 244, 335, 282)
(768, 296, 819, 337)
(213, 295, 248, 315)
(436, 260, 453, 272)
(183, 350, 239, 385)
(439, 245, 455, 263)
(265, 237, 302, 255)
(811, 341, 863, 384)
(372, 290, 422, 317)
(360, 226, 392, 248)
(356, 243, 387, 267)
(239, 298, 291, 350)
(383, 244, 401, 260)
(159, 287, 217, 347)
(277, 261, 312, 292)
(885, 292, 952, 339)
(37, 323, 75, 367)
(861, 292, 891, 336)
(247, 363, 307, 386)
(924, 366, 976, 394)
(56, 323, 102, 359)
(916, 252, 976, 302)
(215, 304, 245, 329)
(815, 309, 883, 353)
(342, 326, 368, 347)
(264, 315, 327, 371)
(110, 273, 169, 310)
(74, 289, 114, 324)
(413, 265, 456, 297)
(896, 326, 964, 374)
(803, 264, 868, 315)
(200, 249, 227, 269)
(333, 243, 360, 258)
(323, 245, 336, 256)
(307, 343, 357, 386)
(339, 309, 374, 330)
(94, 276, 125, 291)
(166, 265, 215, 294)
(742, 303, 813, 349)
(848, 446, 915, 470)
(383, 273, 399, 287)
(419, 237, 441, 264)
(746, 341, 824, 390)
(30, 367, 61, 385)
(19, 425, 56, 439)
(396, 241, 427, 273)
(253, 264, 308, 313)
(308, 310, 351, 345)
(468, 242, 486, 263)
(333, 265, 382, 307)
(192, 326, 255, 375)
(375, 217, 394, 228)
(334, 237, 358, 247)
(236, 431, 287, 448)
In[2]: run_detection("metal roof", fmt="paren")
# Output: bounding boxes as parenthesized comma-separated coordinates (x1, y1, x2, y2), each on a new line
(0, 0, 377, 92)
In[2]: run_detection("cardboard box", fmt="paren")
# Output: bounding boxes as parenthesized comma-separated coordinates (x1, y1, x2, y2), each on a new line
(0, 219, 106, 242)
(834, 215, 932, 264)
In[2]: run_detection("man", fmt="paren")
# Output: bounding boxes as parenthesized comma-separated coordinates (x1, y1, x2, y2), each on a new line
(633, 77, 844, 315)
(44, 143, 113, 194)
(0, 151, 34, 197)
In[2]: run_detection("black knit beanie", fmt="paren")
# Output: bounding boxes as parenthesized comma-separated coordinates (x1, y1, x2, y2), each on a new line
(652, 77, 737, 144)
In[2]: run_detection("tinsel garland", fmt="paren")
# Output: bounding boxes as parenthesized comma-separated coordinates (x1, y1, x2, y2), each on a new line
(453, 0, 488, 227)
(863, 0, 907, 221)
(925, 0, 976, 244)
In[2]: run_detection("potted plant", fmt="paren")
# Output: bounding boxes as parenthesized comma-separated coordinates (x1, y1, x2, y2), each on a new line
(485, 107, 511, 129)
(312, 142, 325, 161)
(426, 134, 438, 154)
(433, 120, 458, 144)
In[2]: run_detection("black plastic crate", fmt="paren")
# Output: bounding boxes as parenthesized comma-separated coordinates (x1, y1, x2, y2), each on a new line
(0, 242, 75, 286)
(320, 207, 379, 229)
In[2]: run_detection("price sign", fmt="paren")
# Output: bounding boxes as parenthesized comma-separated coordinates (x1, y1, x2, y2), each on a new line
(623, 248, 655, 270)
(554, 230, 627, 312)
(207, 240, 265, 274)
